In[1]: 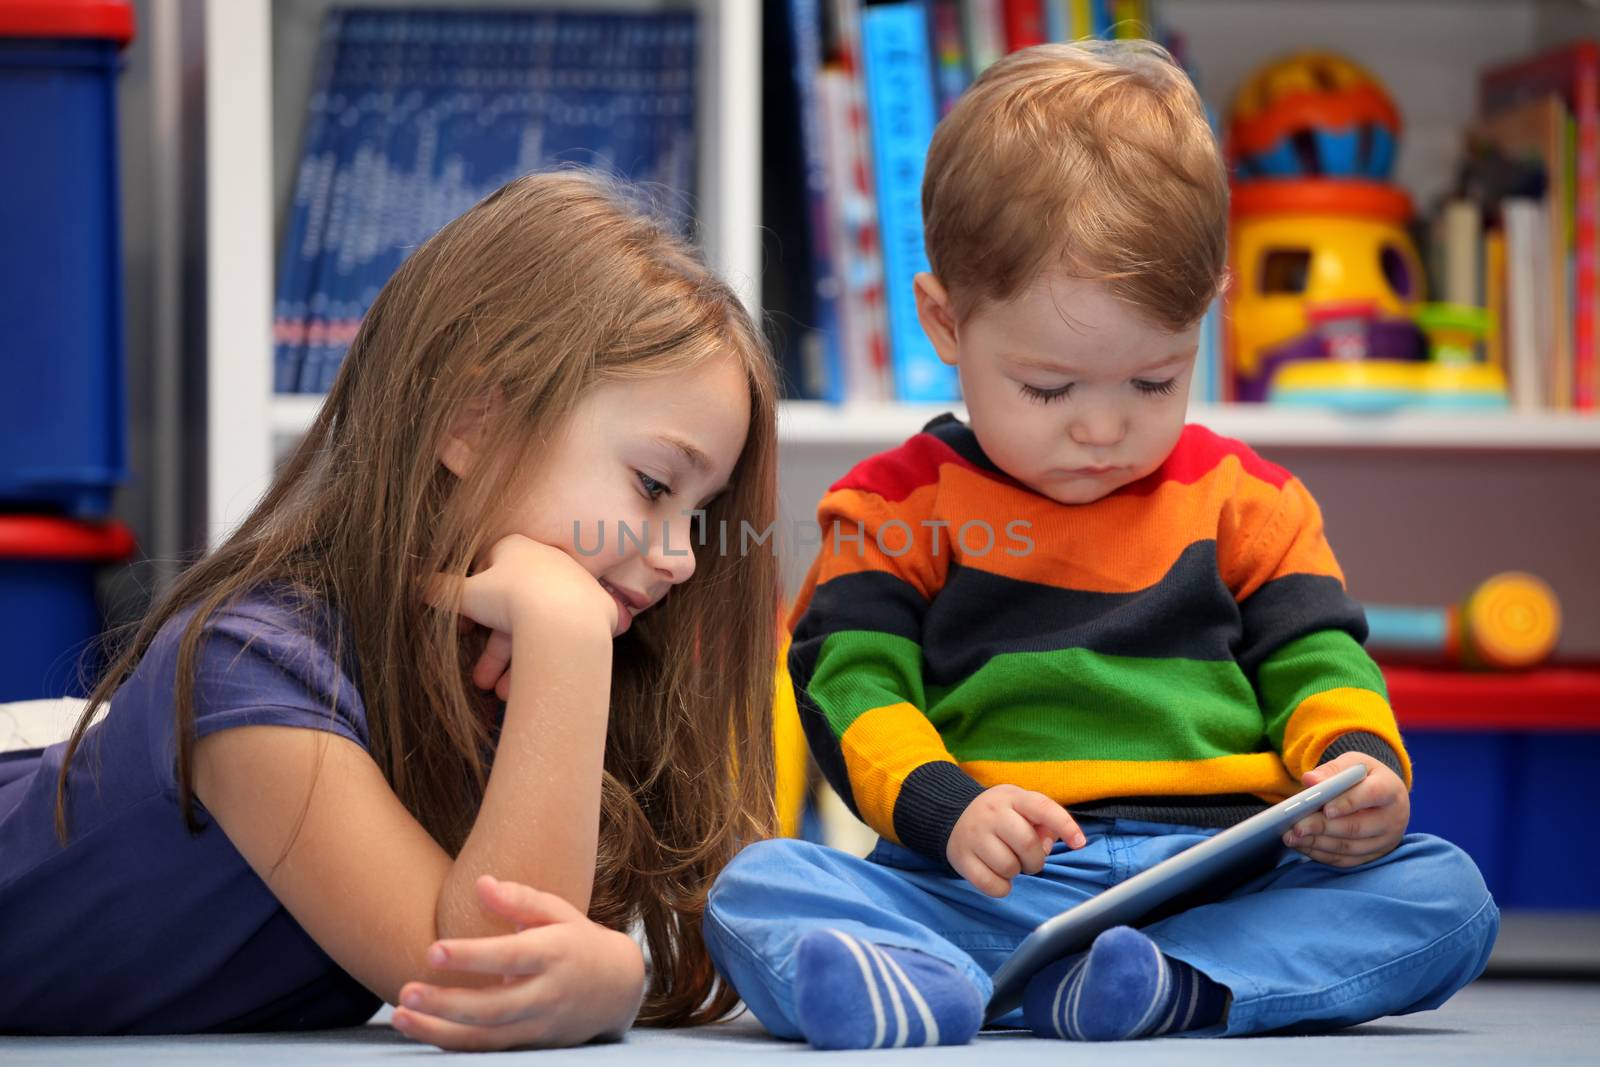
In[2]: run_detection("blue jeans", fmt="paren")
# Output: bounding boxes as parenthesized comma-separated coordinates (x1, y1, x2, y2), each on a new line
(703, 818, 1499, 1039)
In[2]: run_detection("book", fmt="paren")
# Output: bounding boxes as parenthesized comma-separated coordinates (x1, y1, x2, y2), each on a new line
(1002, 0, 1047, 52)
(963, 0, 1005, 76)
(928, 0, 970, 116)
(767, 0, 845, 401)
(1504, 198, 1549, 412)
(1477, 95, 1573, 409)
(273, 9, 700, 394)
(1482, 42, 1598, 410)
(861, 1, 961, 402)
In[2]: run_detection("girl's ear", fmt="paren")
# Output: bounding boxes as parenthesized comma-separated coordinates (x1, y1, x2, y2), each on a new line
(914, 272, 961, 366)
(438, 391, 497, 478)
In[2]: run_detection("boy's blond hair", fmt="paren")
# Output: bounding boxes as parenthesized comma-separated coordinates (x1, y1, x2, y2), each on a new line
(923, 39, 1228, 329)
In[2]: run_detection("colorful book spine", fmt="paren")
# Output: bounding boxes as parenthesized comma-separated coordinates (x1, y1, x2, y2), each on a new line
(1002, 0, 1047, 52)
(928, 0, 970, 115)
(963, 0, 1005, 75)
(861, 1, 960, 402)
(1482, 41, 1599, 409)
(1069, 0, 1095, 38)
(789, 0, 846, 402)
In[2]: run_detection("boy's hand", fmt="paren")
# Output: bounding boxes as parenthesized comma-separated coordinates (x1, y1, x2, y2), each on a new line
(393, 876, 645, 1051)
(947, 785, 1086, 897)
(1283, 751, 1410, 868)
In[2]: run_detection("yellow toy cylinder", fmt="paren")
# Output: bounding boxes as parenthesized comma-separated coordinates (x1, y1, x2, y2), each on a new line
(1453, 572, 1561, 670)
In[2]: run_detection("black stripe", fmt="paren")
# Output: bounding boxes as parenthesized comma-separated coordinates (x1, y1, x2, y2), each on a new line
(891, 760, 987, 863)
(788, 637, 861, 821)
(788, 570, 932, 826)
(1069, 795, 1271, 829)
(791, 570, 927, 649)
(1237, 573, 1367, 676)
(920, 413, 1009, 478)
(1318, 731, 1406, 782)
(921, 541, 1241, 686)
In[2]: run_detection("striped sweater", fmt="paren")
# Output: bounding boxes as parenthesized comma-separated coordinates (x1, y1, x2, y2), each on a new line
(787, 414, 1410, 862)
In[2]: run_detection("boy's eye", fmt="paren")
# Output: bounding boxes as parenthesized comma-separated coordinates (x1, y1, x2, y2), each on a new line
(636, 471, 671, 500)
(1133, 378, 1179, 396)
(1020, 382, 1073, 403)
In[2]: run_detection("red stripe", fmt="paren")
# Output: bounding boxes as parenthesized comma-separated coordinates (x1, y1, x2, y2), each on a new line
(831, 432, 993, 503)
(1121, 425, 1291, 495)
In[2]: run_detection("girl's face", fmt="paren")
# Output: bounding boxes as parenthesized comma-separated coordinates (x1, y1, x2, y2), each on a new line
(482, 354, 752, 635)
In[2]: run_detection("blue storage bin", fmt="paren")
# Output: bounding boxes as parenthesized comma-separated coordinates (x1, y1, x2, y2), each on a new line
(1406, 729, 1599, 910)
(0, 1, 135, 516)
(0, 515, 134, 701)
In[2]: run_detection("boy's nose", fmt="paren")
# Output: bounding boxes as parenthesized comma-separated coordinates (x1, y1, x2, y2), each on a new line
(1068, 410, 1126, 447)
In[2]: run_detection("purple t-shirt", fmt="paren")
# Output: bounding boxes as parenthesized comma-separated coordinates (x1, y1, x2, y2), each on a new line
(0, 592, 381, 1034)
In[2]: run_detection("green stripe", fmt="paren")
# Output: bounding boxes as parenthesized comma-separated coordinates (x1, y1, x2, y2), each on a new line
(809, 630, 928, 738)
(1258, 630, 1388, 750)
(923, 648, 1263, 763)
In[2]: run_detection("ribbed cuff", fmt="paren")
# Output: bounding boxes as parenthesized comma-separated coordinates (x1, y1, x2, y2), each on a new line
(892, 761, 988, 864)
(1318, 731, 1407, 783)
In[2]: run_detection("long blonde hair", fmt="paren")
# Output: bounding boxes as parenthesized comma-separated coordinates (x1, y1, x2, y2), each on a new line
(57, 171, 780, 1026)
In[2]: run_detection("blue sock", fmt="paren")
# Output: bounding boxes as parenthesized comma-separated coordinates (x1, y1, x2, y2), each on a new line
(1022, 926, 1229, 1041)
(792, 929, 983, 1050)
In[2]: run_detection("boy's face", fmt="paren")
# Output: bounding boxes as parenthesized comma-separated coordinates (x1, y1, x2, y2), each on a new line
(915, 270, 1197, 505)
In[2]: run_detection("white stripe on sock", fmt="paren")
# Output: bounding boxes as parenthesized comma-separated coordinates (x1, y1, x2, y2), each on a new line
(1177, 971, 1200, 1033)
(827, 931, 886, 1049)
(1066, 954, 1092, 1041)
(874, 945, 943, 1047)
(1051, 955, 1088, 1040)
(1154, 968, 1184, 1036)
(1126, 940, 1171, 1039)
(864, 942, 909, 1048)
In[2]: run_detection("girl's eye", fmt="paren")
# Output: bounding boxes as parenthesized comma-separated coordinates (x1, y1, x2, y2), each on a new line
(636, 471, 671, 501)
(1020, 382, 1073, 403)
(1133, 378, 1179, 396)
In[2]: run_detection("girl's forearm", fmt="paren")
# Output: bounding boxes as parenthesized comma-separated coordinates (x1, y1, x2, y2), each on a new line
(436, 615, 613, 940)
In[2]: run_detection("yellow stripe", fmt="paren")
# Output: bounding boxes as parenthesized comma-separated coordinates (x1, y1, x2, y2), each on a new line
(1280, 687, 1412, 786)
(840, 702, 960, 844)
(958, 753, 1302, 806)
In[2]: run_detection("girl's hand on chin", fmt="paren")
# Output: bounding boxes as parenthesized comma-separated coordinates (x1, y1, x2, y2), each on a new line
(392, 875, 645, 1051)
(426, 533, 619, 639)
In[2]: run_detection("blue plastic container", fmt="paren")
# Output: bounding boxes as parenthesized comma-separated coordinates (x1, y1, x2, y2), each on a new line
(0, 515, 134, 701)
(1406, 729, 1599, 910)
(0, 1, 135, 516)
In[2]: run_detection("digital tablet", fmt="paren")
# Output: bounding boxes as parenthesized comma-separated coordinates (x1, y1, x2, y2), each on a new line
(984, 763, 1369, 1023)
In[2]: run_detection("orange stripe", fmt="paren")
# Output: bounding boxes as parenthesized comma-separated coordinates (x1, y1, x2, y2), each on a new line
(811, 482, 948, 601)
(1280, 687, 1411, 786)
(1219, 477, 1344, 600)
(939, 459, 1267, 593)
(840, 701, 960, 843)
(958, 753, 1301, 806)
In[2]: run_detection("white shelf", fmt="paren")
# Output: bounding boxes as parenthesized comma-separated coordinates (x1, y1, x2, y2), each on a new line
(273, 395, 1600, 451)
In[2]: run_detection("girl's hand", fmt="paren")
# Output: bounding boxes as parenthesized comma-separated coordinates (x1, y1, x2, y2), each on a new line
(946, 784, 1086, 897)
(392, 875, 645, 1051)
(1283, 751, 1411, 868)
(427, 535, 619, 697)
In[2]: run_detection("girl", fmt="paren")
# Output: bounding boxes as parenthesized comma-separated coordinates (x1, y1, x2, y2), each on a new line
(0, 171, 781, 1051)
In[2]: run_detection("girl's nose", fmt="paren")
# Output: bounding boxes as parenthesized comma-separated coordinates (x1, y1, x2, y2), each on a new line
(648, 519, 697, 584)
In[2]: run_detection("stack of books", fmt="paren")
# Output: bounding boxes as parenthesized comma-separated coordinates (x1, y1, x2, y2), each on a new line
(272, 8, 700, 394)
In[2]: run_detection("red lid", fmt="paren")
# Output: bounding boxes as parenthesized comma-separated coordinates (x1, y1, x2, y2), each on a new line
(1231, 179, 1413, 224)
(0, 1, 135, 46)
(0, 516, 136, 561)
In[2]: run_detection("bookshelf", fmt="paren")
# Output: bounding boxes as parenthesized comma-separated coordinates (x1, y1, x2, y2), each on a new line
(211, 0, 1600, 658)
(205, 0, 760, 541)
